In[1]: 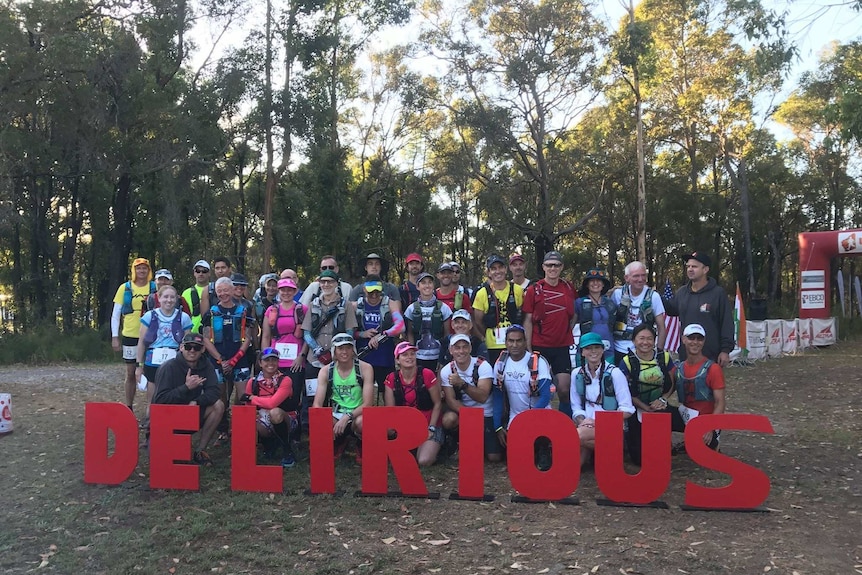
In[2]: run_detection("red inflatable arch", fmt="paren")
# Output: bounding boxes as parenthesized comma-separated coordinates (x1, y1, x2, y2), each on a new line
(798, 228, 862, 319)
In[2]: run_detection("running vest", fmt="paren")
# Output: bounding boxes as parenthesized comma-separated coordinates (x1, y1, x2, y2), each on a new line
(495, 350, 542, 396)
(577, 296, 616, 335)
(481, 281, 521, 329)
(356, 296, 394, 331)
(575, 362, 619, 411)
(411, 299, 444, 340)
(448, 356, 487, 401)
(250, 372, 294, 411)
(613, 286, 655, 339)
(675, 359, 715, 404)
(326, 360, 364, 410)
(622, 350, 673, 404)
(121, 280, 156, 315)
(142, 309, 184, 348)
(392, 369, 433, 411)
(209, 304, 247, 344)
(310, 297, 347, 335)
(267, 303, 305, 339)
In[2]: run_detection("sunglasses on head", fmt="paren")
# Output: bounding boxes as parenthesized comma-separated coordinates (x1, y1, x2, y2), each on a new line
(183, 343, 203, 351)
(320, 265, 336, 270)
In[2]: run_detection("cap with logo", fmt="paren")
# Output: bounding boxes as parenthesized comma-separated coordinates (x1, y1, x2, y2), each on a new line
(486, 254, 506, 268)
(277, 278, 298, 290)
(231, 273, 248, 286)
(451, 309, 472, 322)
(405, 252, 424, 265)
(154, 269, 173, 280)
(543, 250, 563, 264)
(193, 260, 211, 271)
(394, 341, 418, 357)
(182, 332, 205, 346)
(331, 333, 356, 349)
(683, 251, 712, 267)
(448, 333, 472, 347)
(683, 324, 706, 337)
(509, 253, 525, 264)
(261, 347, 280, 360)
(437, 262, 454, 272)
(416, 272, 435, 283)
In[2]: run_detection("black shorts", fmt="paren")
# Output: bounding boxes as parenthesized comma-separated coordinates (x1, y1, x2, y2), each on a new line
(122, 336, 139, 364)
(534, 346, 572, 375)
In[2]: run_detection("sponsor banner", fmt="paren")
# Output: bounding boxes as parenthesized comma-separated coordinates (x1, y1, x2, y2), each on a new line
(800, 290, 826, 309)
(766, 320, 784, 358)
(838, 231, 860, 254)
(801, 270, 825, 290)
(811, 317, 837, 346)
(781, 320, 798, 355)
(746, 321, 768, 360)
(798, 318, 812, 349)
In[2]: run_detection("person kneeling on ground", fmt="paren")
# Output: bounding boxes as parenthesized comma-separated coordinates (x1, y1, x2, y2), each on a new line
(241, 347, 302, 468)
(312, 333, 375, 462)
(570, 332, 634, 469)
(383, 342, 443, 466)
(675, 323, 726, 453)
(152, 333, 225, 466)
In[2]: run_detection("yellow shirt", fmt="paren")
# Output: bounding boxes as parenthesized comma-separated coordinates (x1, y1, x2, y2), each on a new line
(472, 282, 525, 349)
(113, 282, 153, 338)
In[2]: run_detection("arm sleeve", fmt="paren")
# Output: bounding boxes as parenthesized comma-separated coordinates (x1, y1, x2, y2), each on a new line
(111, 303, 122, 337)
(251, 378, 293, 410)
(492, 385, 505, 429)
(384, 310, 405, 337)
(303, 329, 318, 350)
(534, 377, 553, 409)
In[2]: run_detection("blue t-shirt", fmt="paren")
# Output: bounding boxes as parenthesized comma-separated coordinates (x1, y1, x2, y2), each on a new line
(140, 309, 192, 366)
(357, 299, 395, 367)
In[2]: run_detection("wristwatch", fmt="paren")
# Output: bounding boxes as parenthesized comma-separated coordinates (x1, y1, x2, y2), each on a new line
(428, 425, 437, 432)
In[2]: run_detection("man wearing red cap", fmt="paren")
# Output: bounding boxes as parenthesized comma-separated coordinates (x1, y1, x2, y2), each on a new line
(111, 257, 157, 412)
(400, 252, 425, 310)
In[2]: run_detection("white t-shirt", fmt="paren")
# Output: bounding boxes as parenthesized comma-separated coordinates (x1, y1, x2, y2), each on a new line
(405, 299, 453, 361)
(610, 286, 666, 354)
(570, 362, 635, 420)
(494, 353, 552, 425)
(440, 357, 494, 416)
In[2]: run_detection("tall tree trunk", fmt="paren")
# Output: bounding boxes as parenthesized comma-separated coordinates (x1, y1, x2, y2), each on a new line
(106, 172, 134, 327)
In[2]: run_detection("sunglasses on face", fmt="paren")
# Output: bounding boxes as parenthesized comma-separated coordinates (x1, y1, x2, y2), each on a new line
(544, 262, 562, 268)
(183, 344, 203, 351)
(194, 268, 208, 274)
(320, 265, 336, 270)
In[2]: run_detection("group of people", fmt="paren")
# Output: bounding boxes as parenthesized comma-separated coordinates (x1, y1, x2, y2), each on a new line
(110, 249, 735, 471)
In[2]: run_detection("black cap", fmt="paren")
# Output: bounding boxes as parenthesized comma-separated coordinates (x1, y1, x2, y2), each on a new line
(683, 252, 712, 267)
(231, 273, 249, 286)
(486, 254, 506, 268)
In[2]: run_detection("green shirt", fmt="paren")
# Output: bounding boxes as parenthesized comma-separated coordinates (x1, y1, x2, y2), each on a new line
(331, 364, 363, 412)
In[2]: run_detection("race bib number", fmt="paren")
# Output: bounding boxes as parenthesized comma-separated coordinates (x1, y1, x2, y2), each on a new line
(275, 342, 298, 361)
(258, 409, 271, 428)
(151, 347, 177, 365)
(305, 378, 319, 396)
(678, 404, 700, 424)
(494, 327, 507, 346)
(122, 345, 137, 360)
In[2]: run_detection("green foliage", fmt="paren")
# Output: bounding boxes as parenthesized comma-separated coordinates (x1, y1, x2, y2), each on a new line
(0, 327, 114, 364)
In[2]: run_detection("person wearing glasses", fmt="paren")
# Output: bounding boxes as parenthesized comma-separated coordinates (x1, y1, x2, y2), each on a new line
(152, 333, 225, 466)
(521, 250, 577, 417)
(300, 255, 352, 306)
(182, 260, 211, 334)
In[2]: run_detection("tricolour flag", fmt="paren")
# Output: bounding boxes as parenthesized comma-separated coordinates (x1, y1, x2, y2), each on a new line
(663, 279, 680, 354)
(733, 282, 748, 359)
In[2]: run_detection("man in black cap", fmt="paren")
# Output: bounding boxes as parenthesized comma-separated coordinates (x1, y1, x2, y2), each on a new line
(663, 252, 735, 366)
(153, 333, 225, 466)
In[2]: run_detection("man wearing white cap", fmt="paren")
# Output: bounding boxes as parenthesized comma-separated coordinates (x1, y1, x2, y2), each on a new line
(142, 269, 191, 316)
(439, 334, 501, 462)
(675, 323, 725, 452)
(183, 260, 211, 333)
(313, 333, 375, 461)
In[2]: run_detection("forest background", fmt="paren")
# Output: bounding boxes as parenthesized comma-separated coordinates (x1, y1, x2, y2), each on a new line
(1, 0, 861, 344)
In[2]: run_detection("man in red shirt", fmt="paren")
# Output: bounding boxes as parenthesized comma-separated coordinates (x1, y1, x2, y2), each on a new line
(522, 250, 576, 417)
(435, 262, 474, 334)
(676, 323, 726, 451)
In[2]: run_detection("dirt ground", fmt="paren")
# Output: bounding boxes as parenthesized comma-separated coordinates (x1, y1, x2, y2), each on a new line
(0, 343, 860, 575)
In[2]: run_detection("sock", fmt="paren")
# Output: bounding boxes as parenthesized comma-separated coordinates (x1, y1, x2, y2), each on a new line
(273, 420, 293, 456)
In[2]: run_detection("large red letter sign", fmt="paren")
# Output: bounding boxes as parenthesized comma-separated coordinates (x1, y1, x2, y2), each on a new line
(595, 411, 671, 504)
(231, 405, 282, 493)
(684, 414, 774, 509)
(507, 410, 579, 501)
(84, 403, 137, 485)
(150, 405, 200, 490)
(456, 407, 486, 499)
(361, 407, 428, 496)
(308, 407, 335, 494)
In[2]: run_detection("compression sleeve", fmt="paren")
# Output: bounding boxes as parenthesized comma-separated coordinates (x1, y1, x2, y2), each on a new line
(492, 386, 505, 429)
(303, 329, 318, 350)
(384, 311, 405, 338)
(533, 377, 553, 409)
(111, 303, 122, 337)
